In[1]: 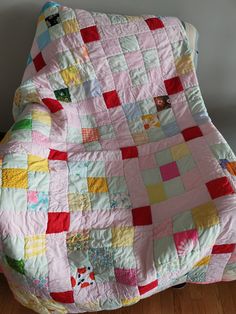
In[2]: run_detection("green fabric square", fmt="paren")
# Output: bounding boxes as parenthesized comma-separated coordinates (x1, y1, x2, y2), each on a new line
(138, 98, 157, 115)
(108, 54, 128, 72)
(90, 192, 111, 210)
(130, 67, 148, 86)
(87, 161, 105, 177)
(12, 119, 32, 131)
(49, 23, 65, 40)
(68, 161, 88, 177)
(197, 224, 220, 248)
(172, 40, 191, 59)
(155, 149, 173, 166)
(28, 172, 50, 192)
(158, 109, 175, 126)
(119, 35, 139, 53)
(147, 127, 165, 142)
(108, 14, 128, 24)
(173, 210, 195, 233)
(187, 265, 208, 283)
(48, 71, 66, 89)
(2, 236, 24, 260)
(67, 127, 83, 143)
(1, 188, 27, 211)
(2, 153, 28, 169)
(143, 49, 159, 69)
(107, 176, 127, 193)
(154, 236, 178, 266)
(164, 177, 185, 198)
(177, 155, 196, 174)
(142, 168, 162, 185)
(128, 119, 144, 133)
(110, 192, 132, 210)
(54, 87, 71, 102)
(5, 255, 25, 274)
(99, 125, 115, 140)
(210, 143, 235, 162)
(113, 247, 136, 268)
(69, 176, 88, 193)
(89, 229, 112, 248)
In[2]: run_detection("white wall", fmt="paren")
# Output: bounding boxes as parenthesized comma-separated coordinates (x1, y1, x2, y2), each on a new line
(0, 0, 235, 151)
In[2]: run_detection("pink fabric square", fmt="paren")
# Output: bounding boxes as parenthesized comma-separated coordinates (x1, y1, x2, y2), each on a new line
(153, 218, 173, 240)
(171, 100, 195, 130)
(114, 268, 137, 286)
(112, 71, 132, 90)
(124, 51, 144, 69)
(32, 131, 50, 145)
(137, 32, 156, 50)
(180, 71, 197, 90)
(181, 167, 202, 191)
(102, 38, 122, 56)
(138, 155, 157, 170)
(94, 111, 111, 126)
(174, 229, 198, 256)
(105, 160, 124, 176)
(160, 161, 180, 181)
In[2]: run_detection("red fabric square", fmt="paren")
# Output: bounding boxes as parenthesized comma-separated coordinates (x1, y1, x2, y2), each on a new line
(121, 146, 138, 159)
(181, 126, 203, 141)
(138, 279, 158, 295)
(42, 98, 63, 113)
(145, 18, 165, 30)
(206, 177, 235, 199)
(80, 26, 100, 43)
(212, 244, 235, 254)
(48, 149, 68, 161)
(33, 52, 46, 72)
(50, 291, 74, 303)
(182, 126, 203, 142)
(103, 90, 121, 109)
(46, 212, 70, 234)
(132, 206, 152, 226)
(164, 76, 184, 95)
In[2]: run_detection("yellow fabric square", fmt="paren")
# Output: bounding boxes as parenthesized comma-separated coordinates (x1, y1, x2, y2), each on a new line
(32, 110, 51, 126)
(25, 234, 46, 259)
(87, 177, 108, 193)
(68, 193, 91, 211)
(28, 155, 49, 172)
(175, 54, 193, 75)
(121, 297, 140, 306)
(2, 168, 28, 189)
(146, 183, 166, 204)
(112, 227, 134, 247)
(171, 143, 190, 160)
(194, 256, 211, 268)
(63, 19, 80, 34)
(192, 202, 219, 229)
(60, 66, 81, 86)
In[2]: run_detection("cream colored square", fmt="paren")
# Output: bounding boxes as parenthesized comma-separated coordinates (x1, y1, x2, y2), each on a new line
(175, 54, 193, 75)
(112, 227, 134, 247)
(171, 143, 190, 160)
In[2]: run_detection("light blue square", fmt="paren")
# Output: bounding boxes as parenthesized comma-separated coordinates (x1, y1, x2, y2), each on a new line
(128, 119, 144, 133)
(2, 153, 28, 169)
(37, 30, 51, 50)
(83, 79, 101, 98)
(70, 85, 86, 101)
(122, 103, 142, 120)
(143, 49, 160, 69)
(90, 193, 111, 210)
(130, 67, 148, 86)
(153, 236, 178, 266)
(155, 148, 173, 166)
(162, 121, 180, 137)
(57, 50, 75, 70)
(113, 247, 136, 268)
(24, 255, 48, 278)
(110, 192, 132, 210)
(80, 115, 97, 128)
(99, 125, 115, 140)
(49, 23, 65, 40)
(158, 108, 175, 126)
(142, 168, 162, 185)
(68, 161, 88, 177)
(147, 127, 165, 142)
(68, 176, 88, 193)
(108, 54, 128, 72)
(87, 161, 105, 177)
(193, 111, 210, 125)
(164, 177, 185, 198)
(89, 229, 112, 248)
(119, 35, 139, 53)
(84, 141, 102, 151)
(28, 172, 50, 192)
(78, 62, 96, 81)
(177, 155, 196, 174)
(107, 176, 127, 193)
(1, 188, 27, 211)
(173, 210, 195, 233)
(2, 235, 24, 260)
(67, 127, 83, 144)
(138, 98, 157, 115)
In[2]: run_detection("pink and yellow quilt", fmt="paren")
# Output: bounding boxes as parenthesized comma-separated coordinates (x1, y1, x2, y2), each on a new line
(0, 2, 236, 313)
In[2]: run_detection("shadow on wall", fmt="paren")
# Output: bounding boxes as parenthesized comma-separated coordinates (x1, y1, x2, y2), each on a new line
(0, 2, 40, 131)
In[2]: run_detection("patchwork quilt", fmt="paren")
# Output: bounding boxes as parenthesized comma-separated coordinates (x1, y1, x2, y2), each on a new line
(0, 2, 236, 313)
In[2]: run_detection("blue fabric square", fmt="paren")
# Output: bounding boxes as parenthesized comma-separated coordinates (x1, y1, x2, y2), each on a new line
(37, 30, 51, 50)
(122, 103, 141, 120)
(162, 121, 180, 137)
(83, 79, 101, 98)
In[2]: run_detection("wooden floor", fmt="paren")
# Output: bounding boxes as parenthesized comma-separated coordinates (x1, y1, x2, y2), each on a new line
(0, 275, 236, 314)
